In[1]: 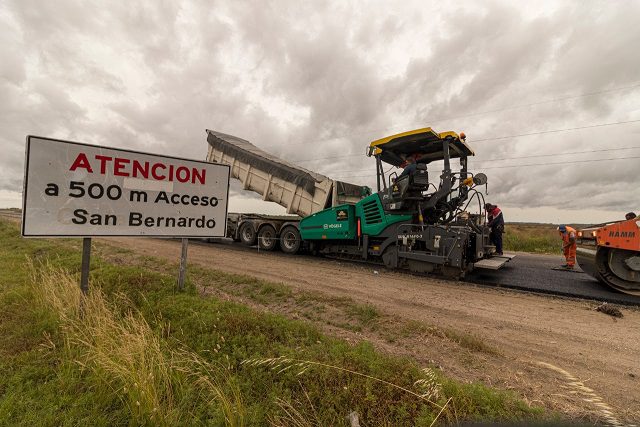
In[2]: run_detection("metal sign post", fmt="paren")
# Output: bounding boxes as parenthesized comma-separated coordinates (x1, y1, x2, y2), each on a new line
(80, 237, 91, 295)
(177, 238, 188, 290)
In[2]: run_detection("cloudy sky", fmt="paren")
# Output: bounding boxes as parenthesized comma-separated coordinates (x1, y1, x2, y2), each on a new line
(1, 0, 639, 223)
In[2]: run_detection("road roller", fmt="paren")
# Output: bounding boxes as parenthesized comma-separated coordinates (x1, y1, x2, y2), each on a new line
(577, 216, 640, 295)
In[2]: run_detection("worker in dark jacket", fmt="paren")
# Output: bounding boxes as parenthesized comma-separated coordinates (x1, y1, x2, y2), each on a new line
(398, 153, 419, 179)
(485, 203, 504, 255)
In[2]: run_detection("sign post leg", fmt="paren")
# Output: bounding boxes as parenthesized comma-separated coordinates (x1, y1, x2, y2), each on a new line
(178, 238, 188, 290)
(80, 237, 91, 295)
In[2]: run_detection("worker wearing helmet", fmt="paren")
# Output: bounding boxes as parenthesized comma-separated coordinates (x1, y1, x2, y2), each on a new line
(557, 225, 577, 269)
(485, 203, 504, 255)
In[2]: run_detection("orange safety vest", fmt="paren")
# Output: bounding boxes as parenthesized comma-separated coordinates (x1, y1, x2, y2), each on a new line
(560, 226, 577, 244)
(559, 226, 577, 266)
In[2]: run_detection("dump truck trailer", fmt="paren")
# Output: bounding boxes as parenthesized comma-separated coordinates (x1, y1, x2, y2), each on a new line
(207, 130, 370, 217)
(206, 128, 513, 277)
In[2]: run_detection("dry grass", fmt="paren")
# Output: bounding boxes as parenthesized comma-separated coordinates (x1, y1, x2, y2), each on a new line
(441, 328, 500, 355)
(28, 260, 244, 426)
(242, 356, 450, 426)
(270, 394, 322, 427)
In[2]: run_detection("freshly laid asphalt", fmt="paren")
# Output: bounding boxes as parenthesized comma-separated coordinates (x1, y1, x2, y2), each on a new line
(469, 252, 640, 306)
(204, 238, 640, 306)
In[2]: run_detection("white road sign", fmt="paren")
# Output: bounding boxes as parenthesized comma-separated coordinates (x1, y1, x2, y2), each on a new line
(22, 136, 230, 237)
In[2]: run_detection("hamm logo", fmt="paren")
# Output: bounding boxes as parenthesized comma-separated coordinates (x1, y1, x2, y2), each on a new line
(608, 231, 636, 238)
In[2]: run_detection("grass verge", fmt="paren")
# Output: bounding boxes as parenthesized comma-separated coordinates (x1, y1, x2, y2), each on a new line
(0, 218, 544, 425)
(95, 248, 501, 355)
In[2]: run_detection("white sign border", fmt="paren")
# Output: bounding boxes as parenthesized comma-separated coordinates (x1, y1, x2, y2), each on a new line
(22, 135, 231, 238)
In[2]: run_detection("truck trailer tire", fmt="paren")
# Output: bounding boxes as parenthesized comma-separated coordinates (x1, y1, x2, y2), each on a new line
(258, 224, 278, 251)
(239, 222, 257, 246)
(279, 226, 301, 254)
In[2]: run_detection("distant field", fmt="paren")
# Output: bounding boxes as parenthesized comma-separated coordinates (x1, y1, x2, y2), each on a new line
(503, 223, 564, 254)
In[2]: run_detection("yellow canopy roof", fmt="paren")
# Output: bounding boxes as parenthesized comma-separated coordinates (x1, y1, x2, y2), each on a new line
(368, 127, 474, 167)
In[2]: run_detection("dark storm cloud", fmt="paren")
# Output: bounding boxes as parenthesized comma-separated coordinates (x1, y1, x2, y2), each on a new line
(0, 0, 638, 220)
(226, 2, 402, 136)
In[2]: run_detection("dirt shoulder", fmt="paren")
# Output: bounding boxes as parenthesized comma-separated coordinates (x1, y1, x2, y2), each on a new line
(99, 237, 640, 423)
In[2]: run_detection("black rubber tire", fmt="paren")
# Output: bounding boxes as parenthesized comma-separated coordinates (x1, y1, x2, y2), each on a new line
(238, 222, 257, 246)
(279, 226, 301, 254)
(258, 224, 278, 251)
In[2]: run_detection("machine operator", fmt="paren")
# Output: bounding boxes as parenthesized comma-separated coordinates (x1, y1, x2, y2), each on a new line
(398, 153, 420, 179)
(485, 203, 504, 255)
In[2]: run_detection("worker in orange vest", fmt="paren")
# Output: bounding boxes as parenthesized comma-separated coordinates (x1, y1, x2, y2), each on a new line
(557, 225, 577, 269)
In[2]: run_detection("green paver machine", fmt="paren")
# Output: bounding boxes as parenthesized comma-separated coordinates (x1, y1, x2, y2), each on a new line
(299, 127, 508, 277)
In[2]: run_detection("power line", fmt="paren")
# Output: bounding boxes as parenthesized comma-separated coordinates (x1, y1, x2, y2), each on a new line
(331, 155, 640, 179)
(470, 145, 640, 163)
(479, 155, 640, 170)
(469, 119, 640, 143)
(420, 82, 640, 127)
(291, 118, 640, 163)
(321, 145, 640, 175)
(288, 81, 640, 151)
